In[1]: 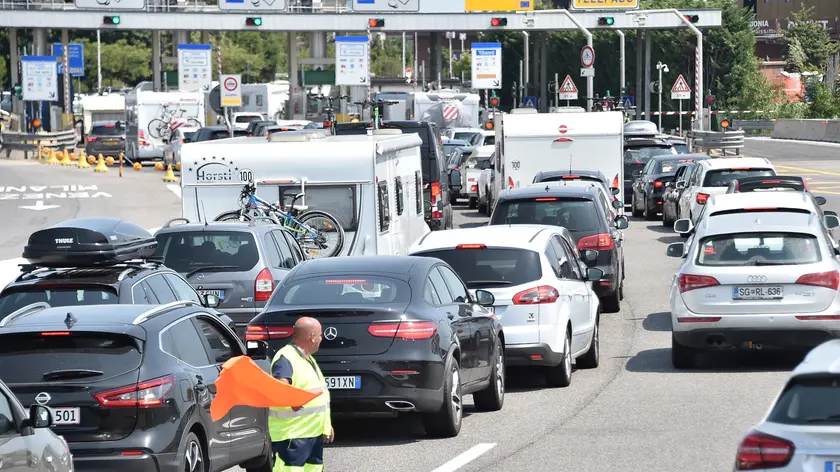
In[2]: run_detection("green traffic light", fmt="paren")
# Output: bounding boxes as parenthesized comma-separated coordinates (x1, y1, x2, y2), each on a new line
(606, 17, 614, 25)
(112, 16, 120, 24)
(253, 17, 262, 25)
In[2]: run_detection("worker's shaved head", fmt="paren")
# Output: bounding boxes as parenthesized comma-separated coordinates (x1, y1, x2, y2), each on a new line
(292, 317, 323, 355)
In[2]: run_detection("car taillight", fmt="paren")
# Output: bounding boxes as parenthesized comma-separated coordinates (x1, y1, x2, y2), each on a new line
(654, 180, 663, 188)
(612, 174, 619, 189)
(431, 182, 441, 198)
(368, 321, 437, 340)
(577, 233, 614, 250)
(93, 374, 175, 408)
(795, 271, 839, 290)
(678, 274, 719, 292)
(245, 324, 294, 340)
(696, 192, 710, 204)
(87, 137, 97, 142)
(471, 185, 477, 192)
(513, 285, 559, 304)
(255, 268, 274, 301)
(735, 430, 795, 470)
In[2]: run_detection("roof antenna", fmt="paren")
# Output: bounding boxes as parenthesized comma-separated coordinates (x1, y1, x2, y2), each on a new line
(64, 312, 77, 329)
(200, 199, 209, 226)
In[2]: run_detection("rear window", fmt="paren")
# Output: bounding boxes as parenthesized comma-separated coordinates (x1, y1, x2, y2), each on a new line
(0, 332, 141, 384)
(657, 159, 696, 174)
(624, 147, 676, 164)
(275, 276, 410, 305)
(154, 231, 259, 273)
(414, 248, 542, 289)
(672, 143, 690, 153)
(696, 232, 821, 266)
(490, 198, 602, 232)
(235, 115, 261, 123)
(0, 288, 118, 319)
(209, 130, 249, 140)
(278, 184, 358, 232)
(183, 131, 197, 143)
(703, 168, 775, 187)
(538, 175, 602, 185)
(91, 124, 124, 136)
(453, 132, 477, 141)
(767, 376, 840, 425)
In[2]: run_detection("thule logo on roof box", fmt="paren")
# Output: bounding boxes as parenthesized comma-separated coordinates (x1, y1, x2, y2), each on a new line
(55, 238, 74, 244)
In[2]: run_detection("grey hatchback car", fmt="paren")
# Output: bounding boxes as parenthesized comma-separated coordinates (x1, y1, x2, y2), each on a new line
(154, 219, 306, 337)
(84, 121, 125, 158)
(0, 377, 73, 471)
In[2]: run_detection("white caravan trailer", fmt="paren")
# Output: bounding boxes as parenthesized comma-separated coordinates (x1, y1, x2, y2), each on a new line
(179, 130, 429, 256)
(80, 93, 126, 135)
(125, 88, 205, 161)
(491, 111, 624, 211)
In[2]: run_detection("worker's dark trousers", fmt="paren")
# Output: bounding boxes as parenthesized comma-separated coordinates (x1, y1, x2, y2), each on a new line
(272, 436, 324, 471)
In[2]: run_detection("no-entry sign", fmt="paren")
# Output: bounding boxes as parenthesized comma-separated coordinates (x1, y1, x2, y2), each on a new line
(220, 74, 242, 107)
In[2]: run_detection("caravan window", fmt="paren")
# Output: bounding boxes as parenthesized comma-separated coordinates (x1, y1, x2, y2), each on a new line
(278, 184, 358, 232)
(378, 181, 390, 232)
(395, 177, 404, 216)
(415, 171, 422, 214)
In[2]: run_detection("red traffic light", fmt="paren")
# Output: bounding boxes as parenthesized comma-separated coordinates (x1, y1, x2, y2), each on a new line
(369, 18, 384, 28)
(490, 18, 507, 27)
(684, 14, 699, 23)
(706, 95, 716, 105)
(490, 97, 500, 107)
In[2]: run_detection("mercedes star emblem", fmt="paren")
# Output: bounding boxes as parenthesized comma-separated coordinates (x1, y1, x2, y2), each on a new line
(35, 392, 51, 405)
(324, 327, 338, 341)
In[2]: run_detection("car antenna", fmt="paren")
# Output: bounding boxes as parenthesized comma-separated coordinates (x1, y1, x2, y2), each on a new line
(64, 312, 77, 329)
(200, 199, 208, 226)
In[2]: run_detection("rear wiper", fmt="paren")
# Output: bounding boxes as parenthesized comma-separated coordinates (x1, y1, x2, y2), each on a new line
(747, 260, 788, 266)
(467, 280, 512, 286)
(42, 369, 104, 381)
(185, 266, 238, 278)
(805, 414, 840, 423)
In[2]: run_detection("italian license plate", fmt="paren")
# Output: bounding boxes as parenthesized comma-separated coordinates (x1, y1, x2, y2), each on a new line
(51, 407, 81, 425)
(104, 140, 118, 145)
(733, 286, 784, 300)
(825, 461, 840, 472)
(325, 376, 361, 390)
(197, 289, 225, 300)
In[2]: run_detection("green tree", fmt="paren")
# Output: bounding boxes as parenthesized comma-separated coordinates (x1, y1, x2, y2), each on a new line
(804, 83, 840, 119)
(370, 36, 411, 78)
(784, 37, 807, 73)
(0, 55, 7, 90)
(783, 7, 839, 73)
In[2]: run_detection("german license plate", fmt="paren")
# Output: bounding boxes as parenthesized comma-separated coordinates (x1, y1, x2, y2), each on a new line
(824, 461, 840, 472)
(733, 286, 783, 300)
(325, 376, 361, 390)
(197, 289, 224, 300)
(51, 407, 80, 425)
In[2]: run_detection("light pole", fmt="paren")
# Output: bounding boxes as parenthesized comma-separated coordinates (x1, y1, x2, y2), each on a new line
(656, 61, 669, 131)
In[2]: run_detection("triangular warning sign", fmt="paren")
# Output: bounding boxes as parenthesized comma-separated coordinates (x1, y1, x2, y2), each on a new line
(560, 75, 578, 93)
(671, 74, 691, 93)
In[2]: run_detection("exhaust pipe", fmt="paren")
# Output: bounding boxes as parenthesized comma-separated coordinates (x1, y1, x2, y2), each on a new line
(706, 336, 725, 347)
(385, 401, 416, 411)
(753, 343, 763, 350)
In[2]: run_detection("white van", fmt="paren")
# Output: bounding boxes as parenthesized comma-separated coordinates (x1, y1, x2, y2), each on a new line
(489, 110, 624, 212)
(179, 130, 429, 257)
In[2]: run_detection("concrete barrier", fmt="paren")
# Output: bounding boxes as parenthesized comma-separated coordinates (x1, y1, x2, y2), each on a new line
(772, 119, 840, 143)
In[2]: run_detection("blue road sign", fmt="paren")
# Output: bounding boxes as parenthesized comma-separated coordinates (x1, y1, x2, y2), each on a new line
(52, 43, 85, 77)
(523, 96, 537, 108)
(621, 95, 635, 107)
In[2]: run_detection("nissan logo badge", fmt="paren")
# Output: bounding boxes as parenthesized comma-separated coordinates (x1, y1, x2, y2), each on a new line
(35, 392, 51, 405)
(747, 275, 768, 283)
(324, 327, 338, 341)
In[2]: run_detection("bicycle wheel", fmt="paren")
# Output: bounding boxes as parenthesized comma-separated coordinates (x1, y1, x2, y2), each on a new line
(147, 119, 167, 139)
(186, 118, 202, 128)
(214, 210, 251, 222)
(297, 210, 345, 258)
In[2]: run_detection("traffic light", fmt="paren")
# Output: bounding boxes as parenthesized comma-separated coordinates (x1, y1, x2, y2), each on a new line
(13, 84, 22, 99)
(368, 18, 384, 28)
(684, 14, 699, 23)
(598, 17, 615, 26)
(490, 17, 507, 27)
(103, 15, 120, 25)
(245, 17, 262, 26)
(490, 97, 500, 108)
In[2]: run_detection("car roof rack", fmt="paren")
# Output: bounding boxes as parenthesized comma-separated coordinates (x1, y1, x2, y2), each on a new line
(17, 259, 164, 281)
(0, 302, 52, 327)
(162, 218, 191, 228)
(132, 300, 201, 325)
(249, 217, 278, 226)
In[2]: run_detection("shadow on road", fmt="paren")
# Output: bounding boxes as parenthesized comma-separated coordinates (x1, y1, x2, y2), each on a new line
(642, 312, 671, 332)
(646, 224, 677, 235)
(623, 347, 806, 373)
(657, 235, 682, 245)
(460, 222, 486, 229)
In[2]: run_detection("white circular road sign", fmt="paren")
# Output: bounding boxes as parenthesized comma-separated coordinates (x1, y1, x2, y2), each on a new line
(581, 45, 595, 68)
(223, 76, 239, 91)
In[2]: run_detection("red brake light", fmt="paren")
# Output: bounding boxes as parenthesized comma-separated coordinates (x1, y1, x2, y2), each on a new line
(245, 325, 267, 341)
(577, 233, 614, 250)
(744, 207, 777, 211)
(87, 137, 97, 143)
(245, 325, 294, 340)
(562, 175, 581, 179)
(325, 279, 367, 284)
(696, 192, 710, 204)
(730, 167, 752, 171)
(762, 180, 781, 184)
(456, 244, 486, 249)
(93, 374, 175, 408)
(41, 331, 70, 336)
(104, 123, 115, 128)
(553, 137, 573, 142)
(535, 197, 558, 201)
(678, 274, 719, 292)
(735, 430, 795, 470)
(654, 181, 663, 188)
(513, 285, 560, 305)
(255, 268, 274, 301)
(795, 271, 839, 290)
(431, 181, 441, 197)
(368, 321, 437, 340)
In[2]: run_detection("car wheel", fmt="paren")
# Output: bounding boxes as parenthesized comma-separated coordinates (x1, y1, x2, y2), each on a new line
(576, 315, 600, 369)
(618, 278, 625, 300)
(545, 329, 572, 388)
(423, 360, 462, 438)
(473, 340, 505, 411)
(671, 333, 698, 369)
(601, 289, 621, 313)
(468, 197, 478, 209)
(631, 195, 643, 217)
(450, 194, 458, 205)
(663, 208, 672, 227)
(478, 195, 487, 214)
(180, 432, 207, 472)
(644, 198, 658, 221)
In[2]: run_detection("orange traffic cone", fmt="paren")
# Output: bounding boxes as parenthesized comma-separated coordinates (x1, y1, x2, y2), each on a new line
(93, 155, 108, 173)
(162, 165, 178, 182)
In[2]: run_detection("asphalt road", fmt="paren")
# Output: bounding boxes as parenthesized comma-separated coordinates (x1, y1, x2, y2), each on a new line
(0, 138, 838, 472)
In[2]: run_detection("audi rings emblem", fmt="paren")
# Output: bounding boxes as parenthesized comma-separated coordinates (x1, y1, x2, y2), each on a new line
(324, 327, 338, 341)
(747, 275, 768, 283)
(35, 392, 51, 405)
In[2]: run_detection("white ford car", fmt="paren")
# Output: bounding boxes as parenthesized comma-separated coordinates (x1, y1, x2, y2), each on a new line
(408, 225, 603, 387)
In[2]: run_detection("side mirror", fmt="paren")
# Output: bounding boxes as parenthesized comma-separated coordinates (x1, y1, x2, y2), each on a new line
(449, 169, 462, 191)
(581, 249, 599, 266)
(815, 196, 827, 206)
(246, 340, 269, 360)
(201, 293, 221, 309)
(613, 215, 629, 229)
(612, 199, 624, 210)
(824, 214, 840, 230)
(674, 218, 693, 234)
(610, 187, 620, 196)
(423, 200, 433, 220)
(666, 242, 686, 258)
(474, 289, 495, 307)
(29, 405, 52, 429)
(676, 181, 686, 189)
(585, 267, 604, 282)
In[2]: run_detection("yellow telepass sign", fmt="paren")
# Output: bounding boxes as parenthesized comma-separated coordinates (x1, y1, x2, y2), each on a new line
(464, 0, 534, 12)
(572, 0, 638, 10)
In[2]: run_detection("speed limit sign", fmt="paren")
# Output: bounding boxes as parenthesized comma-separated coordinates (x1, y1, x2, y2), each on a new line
(581, 45, 595, 68)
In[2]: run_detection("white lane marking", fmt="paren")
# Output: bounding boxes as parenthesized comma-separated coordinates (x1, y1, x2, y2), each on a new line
(166, 184, 182, 199)
(430, 443, 496, 472)
(745, 136, 840, 148)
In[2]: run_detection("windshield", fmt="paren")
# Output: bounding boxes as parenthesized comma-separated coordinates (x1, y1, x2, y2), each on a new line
(154, 231, 259, 273)
(208, 129, 249, 140)
(235, 115, 262, 123)
(767, 376, 840, 425)
(703, 168, 776, 187)
(0, 288, 118, 319)
(696, 232, 821, 266)
(453, 132, 478, 141)
(90, 123, 125, 136)
(275, 276, 410, 305)
(624, 147, 676, 164)
(278, 184, 358, 232)
(414, 248, 542, 289)
(672, 143, 690, 153)
(490, 198, 601, 232)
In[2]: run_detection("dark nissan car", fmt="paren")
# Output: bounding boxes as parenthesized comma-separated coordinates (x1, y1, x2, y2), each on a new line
(488, 185, 628, 313)
(0, 302, 272, 472)
(246, 255, 504, 438)
(85, 121, 126, 158)
(630, 154, 708, 220)
(623, 138, 677, 204)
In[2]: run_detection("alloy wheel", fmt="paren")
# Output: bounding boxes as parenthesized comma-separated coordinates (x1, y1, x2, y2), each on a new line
(495, 348, 505, 398)
(451, 368, 462, 424)
(185, 439, 203, 472)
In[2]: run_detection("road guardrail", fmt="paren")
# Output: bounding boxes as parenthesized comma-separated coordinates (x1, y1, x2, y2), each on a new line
(1, 130, 77, 160)
(690, 130, 744, 156)
(732, 119, 775, 132)
(771, 119, 840, 143)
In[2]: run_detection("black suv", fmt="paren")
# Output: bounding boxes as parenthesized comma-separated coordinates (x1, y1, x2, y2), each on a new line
(623, 137, 677, 204)
(0, 302, 272, 472)
(335, 120, 453, 230)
